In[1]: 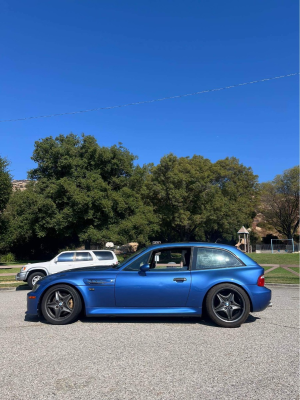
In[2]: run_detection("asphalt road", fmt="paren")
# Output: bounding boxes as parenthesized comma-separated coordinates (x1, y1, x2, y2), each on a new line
(0, 286, 299, 400)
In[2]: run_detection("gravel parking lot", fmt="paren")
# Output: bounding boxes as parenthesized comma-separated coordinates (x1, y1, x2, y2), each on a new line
(0, 286, 299, 400)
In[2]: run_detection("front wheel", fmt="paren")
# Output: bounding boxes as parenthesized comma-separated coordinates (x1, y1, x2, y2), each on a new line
(41, 284, 82, 325)
(206, 284, 250, 328)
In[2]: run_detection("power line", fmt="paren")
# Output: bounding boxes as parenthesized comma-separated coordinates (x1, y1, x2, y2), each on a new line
(0, 72, 298, 123)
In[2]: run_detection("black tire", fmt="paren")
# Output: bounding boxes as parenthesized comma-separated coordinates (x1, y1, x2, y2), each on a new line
(27, 271, 46, 289)
(41, 284, 82, 325)
(206, 283, 250, 328)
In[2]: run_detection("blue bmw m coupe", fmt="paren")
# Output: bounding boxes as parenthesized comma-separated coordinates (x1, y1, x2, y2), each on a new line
(26, 243, 271, 328)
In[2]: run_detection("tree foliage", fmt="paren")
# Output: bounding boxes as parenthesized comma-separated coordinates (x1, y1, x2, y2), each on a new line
(260, 166, 299, 239)
(144, 154, 259, 242)
(0, 156, 12, 213)
(1, 134, 158, 258)
(0, 134, 264, 258)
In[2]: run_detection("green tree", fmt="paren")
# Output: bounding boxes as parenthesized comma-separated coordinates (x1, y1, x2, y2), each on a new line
(2, 134, 158, 258)
(0, 156, 12, 213)
(260, 166, 299, 239)
(145, 154, 259, 243)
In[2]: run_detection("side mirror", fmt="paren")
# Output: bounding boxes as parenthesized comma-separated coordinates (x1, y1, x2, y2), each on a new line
(140, 264, 150, 272)
(54, 257, 58, 263)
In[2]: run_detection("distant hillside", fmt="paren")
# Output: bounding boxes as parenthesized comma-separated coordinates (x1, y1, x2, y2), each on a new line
(12, 180, 30, 191)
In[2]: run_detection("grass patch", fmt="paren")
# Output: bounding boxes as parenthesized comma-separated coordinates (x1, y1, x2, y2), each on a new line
(0, 282, 28, 288)
(0, 260, 44, 266)
(0, 275, 19, 282)
(0, 268, 22, 274)
(288, 267, 299, 272)
(248, 253, 299, 265)
(0, 262, 26, 266)
(265, 267, 299, 284)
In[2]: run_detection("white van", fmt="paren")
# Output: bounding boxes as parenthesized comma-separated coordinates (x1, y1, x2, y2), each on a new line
(16, 250, 118, 289)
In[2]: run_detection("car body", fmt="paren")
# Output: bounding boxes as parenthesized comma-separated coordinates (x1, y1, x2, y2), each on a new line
(26, 243, 271, 327)
(16, 250, 118, 289)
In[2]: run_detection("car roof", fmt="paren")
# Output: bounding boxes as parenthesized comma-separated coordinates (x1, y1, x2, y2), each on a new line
(146, 242, 238, 251)
(61, 250, 114, 253)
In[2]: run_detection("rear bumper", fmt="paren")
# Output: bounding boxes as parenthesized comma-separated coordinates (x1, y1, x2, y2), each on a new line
(249, 286, 272, 312)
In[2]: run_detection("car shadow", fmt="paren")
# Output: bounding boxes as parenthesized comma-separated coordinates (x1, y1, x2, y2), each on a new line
(24, 313, 260, 327)
(78, 313, 260, 327)
(16, 285, 30, 291)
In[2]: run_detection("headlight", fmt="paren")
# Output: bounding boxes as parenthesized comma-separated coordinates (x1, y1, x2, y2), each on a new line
(21, 266, 27, 272)
(32, 283, 40, 292)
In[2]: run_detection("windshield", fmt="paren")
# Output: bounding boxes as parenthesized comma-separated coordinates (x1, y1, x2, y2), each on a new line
(115, 247, 147, 269)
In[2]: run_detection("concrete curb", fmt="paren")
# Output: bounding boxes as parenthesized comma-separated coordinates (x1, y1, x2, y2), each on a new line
(265, 283, 299, 288)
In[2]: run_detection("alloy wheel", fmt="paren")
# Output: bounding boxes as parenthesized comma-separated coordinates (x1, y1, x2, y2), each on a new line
(212, 288, 245, 323)
(45, 289, 75, 321)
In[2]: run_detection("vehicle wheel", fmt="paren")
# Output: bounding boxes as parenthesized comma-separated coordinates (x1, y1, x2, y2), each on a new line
(41, 284, 82, 325)
(27, 272, 46, 289)
(206, 284, 250, 328)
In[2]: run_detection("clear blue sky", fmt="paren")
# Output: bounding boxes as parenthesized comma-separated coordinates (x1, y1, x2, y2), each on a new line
(0, 0, 298, 182)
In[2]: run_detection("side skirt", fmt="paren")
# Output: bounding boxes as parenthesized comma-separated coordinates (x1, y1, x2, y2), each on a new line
(85, 307, 202, 317)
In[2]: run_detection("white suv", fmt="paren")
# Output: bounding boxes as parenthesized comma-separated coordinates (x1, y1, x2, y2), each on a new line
(16, 250, 118, 289)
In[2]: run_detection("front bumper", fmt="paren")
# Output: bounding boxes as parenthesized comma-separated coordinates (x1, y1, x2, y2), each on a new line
(26, 292, 40, 316)
(16, 272, 27, 282)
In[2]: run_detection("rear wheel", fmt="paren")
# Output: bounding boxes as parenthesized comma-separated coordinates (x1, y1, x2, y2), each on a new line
(41, 284, 82, 325)
(206, 284, 250, 328)
(27, 271, 46, 289)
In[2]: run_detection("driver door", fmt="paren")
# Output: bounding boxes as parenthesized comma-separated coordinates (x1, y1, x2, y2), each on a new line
(115, 248, 192, 308)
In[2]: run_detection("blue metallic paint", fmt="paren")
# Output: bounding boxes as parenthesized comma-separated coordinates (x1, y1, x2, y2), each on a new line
(26, 243, 271, 319)
(115, 270, 191, 307)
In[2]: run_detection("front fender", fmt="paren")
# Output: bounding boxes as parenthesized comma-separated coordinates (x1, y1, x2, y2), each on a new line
(29, 278, 89, 316)
(25, 267, 49, 279)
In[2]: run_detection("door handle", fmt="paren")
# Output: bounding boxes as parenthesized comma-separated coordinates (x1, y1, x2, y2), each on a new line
(173, 278, 187, 282)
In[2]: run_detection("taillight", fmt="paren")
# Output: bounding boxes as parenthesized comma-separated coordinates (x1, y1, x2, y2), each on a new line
(257, 274, 265, 287)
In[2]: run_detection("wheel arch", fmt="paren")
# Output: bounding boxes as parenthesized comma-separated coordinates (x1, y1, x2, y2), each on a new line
(39, 282, 86, 316)
(27, 269, 48, 281)
(202, 281, 254, 314)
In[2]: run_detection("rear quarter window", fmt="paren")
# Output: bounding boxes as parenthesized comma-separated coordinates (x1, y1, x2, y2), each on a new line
(193, 248, 244, 270)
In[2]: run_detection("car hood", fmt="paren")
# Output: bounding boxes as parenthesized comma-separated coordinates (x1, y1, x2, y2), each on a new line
(27, 261, 51, 268)
(38, 265, 118, 284)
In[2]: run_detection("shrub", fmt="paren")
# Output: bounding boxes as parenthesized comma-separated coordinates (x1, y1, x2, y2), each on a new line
(0, 253, 16, 263)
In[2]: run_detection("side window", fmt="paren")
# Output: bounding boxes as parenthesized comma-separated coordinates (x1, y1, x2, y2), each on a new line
(57, 252, 75, 262)
(149, 248, 191, 271)
(124, 252, 150, 271)
(75, 252, 93, 262)
(194, 248, 243, 270)
(93, 251, 114, 261)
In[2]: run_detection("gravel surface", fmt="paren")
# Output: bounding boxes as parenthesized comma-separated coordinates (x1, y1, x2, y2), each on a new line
(0, 286, 299, 400)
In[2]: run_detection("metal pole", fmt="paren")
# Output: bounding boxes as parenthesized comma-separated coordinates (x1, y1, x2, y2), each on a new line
(271, 239, 273, 254)
(292, 238, 294, 253)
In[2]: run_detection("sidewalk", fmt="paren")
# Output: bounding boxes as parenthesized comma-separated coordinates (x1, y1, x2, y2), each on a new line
(0, 265, 24, 269)
(261, 264, 299, 277)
